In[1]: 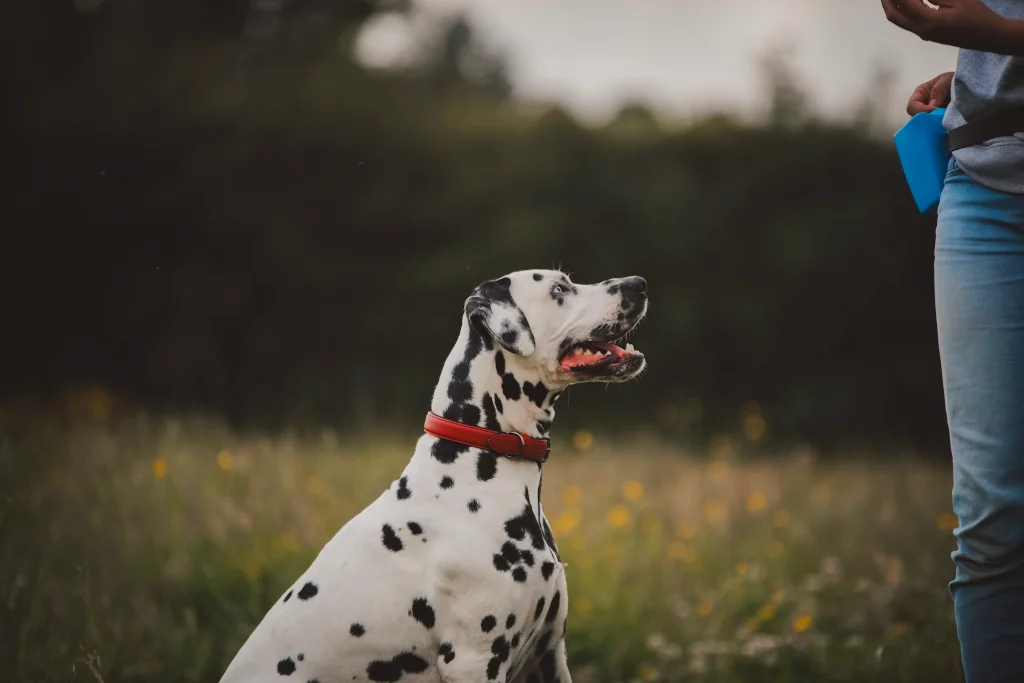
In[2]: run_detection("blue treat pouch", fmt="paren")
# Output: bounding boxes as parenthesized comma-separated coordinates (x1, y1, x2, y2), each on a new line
(893, 107, 950, 215)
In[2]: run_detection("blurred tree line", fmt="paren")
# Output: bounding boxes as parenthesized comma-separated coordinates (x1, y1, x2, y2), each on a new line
(1, 0, 945, 453)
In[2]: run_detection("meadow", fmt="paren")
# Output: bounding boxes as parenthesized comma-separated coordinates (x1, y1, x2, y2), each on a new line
(0, 399, 963, 683)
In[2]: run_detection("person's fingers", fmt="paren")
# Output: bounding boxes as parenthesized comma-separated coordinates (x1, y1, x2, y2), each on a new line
(907, 82, 934, 115)
(882, 0, 919, 31)
(896, 0, 939, 22)
(931, 73, 953, 106)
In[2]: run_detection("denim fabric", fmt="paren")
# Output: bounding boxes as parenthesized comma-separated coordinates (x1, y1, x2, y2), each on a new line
(935, 156, 1024, 682)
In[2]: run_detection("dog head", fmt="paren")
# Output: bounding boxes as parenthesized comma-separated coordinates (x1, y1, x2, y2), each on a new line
(465, 269, 647, 388)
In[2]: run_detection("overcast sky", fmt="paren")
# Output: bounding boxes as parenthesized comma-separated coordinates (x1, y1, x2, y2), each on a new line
(357, 0, 960, 127)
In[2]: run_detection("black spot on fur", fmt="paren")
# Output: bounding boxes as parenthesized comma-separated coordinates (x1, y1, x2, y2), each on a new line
(543, 518, 560, 560)
(448, 363, 473, 404)
(607, 284, 621, 295)
(541, 561, 555, 581)
(482, 393, 501, 431)
(495, 396, 503, 413)
(555, 297, 564, 306)
(477, 453, 498, 482)
(482, 615, 497, 633)
(511, 632, 521, 648)
(501, 374, 520, 401)
(283, 590, 293, 603)
(407, 522, 423, 535)
(520, 550, 535, 566)
(439, 642, 456, 664)
(505, 490, 546, 551)
(487, 635, 511, 680)
(431, 438, 467, 464)
(308, 679, 319, 683)
(440, 476, 454, 489)
(537, 420, 551, 435)
(501, 541, 520, 564)
(468, 499, 481, 513)
(410, 598, 435, 629)
(495, 351, 506, 377)
(493, 554, 510, 572)
(298, 582, 318, 600)
(397, 476, 411, 500)
(562, 616, 568, 639)
(540, 649, 557, 683)
(297, 654, 304, 662)
(462, 404, 481, 426)
(350, 623, 365, 637)
(535, 632, 552, 655)
(535, 597, 546, 620)
(278, 658, 296, 676)
(382, 524, 403, 552)
(546, 591, 561, 623)
(366, 652, 429, 683)
(512, 567, 528, 582)
(506, 614, 517, 629)
(533, 273, 543, 281)
(523, 381, 548, 408)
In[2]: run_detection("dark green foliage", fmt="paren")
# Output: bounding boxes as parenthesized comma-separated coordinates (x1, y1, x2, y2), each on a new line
(1, 0, 944, 452)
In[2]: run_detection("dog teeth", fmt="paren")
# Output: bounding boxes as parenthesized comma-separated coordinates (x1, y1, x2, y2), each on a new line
(573, 348, 584, 356)
(626, 343, 634, 353)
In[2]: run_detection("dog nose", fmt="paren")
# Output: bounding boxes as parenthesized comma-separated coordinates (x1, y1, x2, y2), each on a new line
(621, 276, 647, 295)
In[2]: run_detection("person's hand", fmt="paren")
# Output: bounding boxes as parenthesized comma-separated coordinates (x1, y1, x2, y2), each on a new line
(907, 71, 954, 115)
(881, 0, 1024, 55)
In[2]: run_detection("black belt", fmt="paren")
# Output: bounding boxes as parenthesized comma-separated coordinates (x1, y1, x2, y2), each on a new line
(947, 105, 1024, 153)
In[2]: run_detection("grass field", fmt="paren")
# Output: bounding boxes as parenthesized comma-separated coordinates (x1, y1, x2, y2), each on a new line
(0, 404, 963, 683)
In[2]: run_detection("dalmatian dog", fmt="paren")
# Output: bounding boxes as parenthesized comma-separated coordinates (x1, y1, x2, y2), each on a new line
(218, 269, 648, 683)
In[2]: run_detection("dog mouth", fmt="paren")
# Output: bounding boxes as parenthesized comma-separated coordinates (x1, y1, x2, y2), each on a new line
(558, 338, 645, 377)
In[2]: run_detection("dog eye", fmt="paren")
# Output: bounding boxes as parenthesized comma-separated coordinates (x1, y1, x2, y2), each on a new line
(552, 284, 565, 295)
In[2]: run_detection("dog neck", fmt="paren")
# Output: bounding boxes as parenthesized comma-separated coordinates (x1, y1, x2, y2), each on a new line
(430, 320, 563, 442)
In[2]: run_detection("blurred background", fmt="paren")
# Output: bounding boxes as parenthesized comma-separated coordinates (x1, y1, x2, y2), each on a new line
(1, 1, 966, 682)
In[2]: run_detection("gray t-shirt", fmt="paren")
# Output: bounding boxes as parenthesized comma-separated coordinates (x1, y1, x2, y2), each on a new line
(942, 0, 1024, 194)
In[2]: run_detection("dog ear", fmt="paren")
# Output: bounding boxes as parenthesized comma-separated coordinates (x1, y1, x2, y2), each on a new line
(465, 277, 536, 356)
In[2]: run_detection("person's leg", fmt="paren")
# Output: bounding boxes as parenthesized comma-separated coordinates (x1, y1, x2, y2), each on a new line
(935, 159, 1024, 683)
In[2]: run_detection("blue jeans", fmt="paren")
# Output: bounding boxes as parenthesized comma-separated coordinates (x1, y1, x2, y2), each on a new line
(936, 157, 1024, 682)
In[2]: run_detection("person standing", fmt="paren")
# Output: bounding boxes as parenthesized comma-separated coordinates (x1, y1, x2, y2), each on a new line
(881, 1, 1024, 680)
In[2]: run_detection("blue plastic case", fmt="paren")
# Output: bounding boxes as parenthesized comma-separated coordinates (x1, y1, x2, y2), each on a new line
(893, 108, 950, 215)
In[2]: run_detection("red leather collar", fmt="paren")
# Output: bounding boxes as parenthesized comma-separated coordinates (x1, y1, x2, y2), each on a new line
(424, 412, 551, 463)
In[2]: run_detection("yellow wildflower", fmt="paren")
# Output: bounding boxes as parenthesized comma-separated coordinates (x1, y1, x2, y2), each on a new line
(553, 509, 583, 536)
(793, 614, 813, 633)
(640, 665, 659, 681)
(606, 504, 632, 530)
(698, 601, 715, 617)
(676, 522, 698, 540)
(217, 449, 234, 472)
(703, 500, 726, 523)
(757, 603, 776, 621)
(561, 485, 583, 506)
(746, 491, 767, 513)
(937, 512, 959, 532)
(572, 430, 594, 452)
(622, 480, 645, 501)
(666, 542, 689, 561)
(152, 458, 167, 480)
(736, 561, 749, 576)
